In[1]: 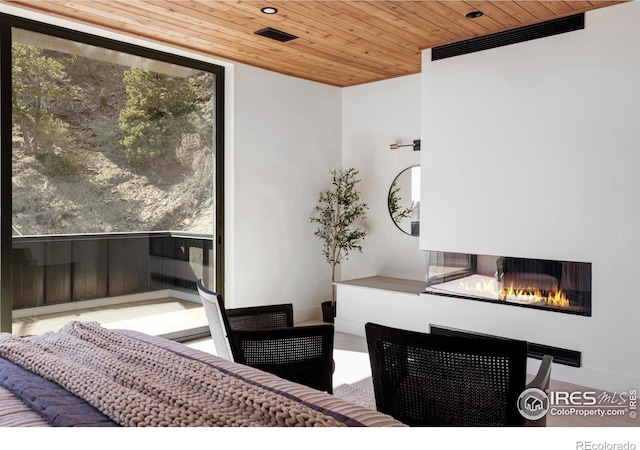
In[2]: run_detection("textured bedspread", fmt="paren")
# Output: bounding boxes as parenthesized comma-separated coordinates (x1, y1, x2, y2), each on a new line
(0, 357, 117, 426)
(0, 322, 402, 427)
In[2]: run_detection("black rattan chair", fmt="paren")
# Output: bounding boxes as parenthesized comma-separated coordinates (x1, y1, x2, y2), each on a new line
(197, 279, 335, 393)
(365, 322, 552, 426)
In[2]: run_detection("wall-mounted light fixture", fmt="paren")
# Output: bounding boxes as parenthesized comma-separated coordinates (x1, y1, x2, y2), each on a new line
(390, 139, 421, 151)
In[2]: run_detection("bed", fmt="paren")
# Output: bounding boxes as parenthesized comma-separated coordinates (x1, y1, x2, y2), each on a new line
(0, 321, 404, 427)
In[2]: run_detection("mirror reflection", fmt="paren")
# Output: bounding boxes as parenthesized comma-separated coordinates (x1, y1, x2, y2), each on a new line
(388, 165, 420, 236)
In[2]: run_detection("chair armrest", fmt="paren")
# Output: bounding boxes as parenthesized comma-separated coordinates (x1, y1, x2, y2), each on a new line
(526, 355, 553, 391)
(524, 355, 553, 427)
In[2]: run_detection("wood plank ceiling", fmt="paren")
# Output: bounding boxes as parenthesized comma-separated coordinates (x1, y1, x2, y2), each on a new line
(0, 1, 625, 87)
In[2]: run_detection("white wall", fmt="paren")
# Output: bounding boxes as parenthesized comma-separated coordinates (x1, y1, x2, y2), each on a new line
(420, 1, 640, 392)
(232, 70, 425, 320)
(341, 75, 424, 282)
(231, 63, 342, 320)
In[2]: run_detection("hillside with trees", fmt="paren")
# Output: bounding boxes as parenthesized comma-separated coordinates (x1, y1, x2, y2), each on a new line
(11, 44, 214, 237)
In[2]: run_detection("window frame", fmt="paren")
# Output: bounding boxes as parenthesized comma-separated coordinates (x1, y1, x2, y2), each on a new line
(0, 13, 225, 333)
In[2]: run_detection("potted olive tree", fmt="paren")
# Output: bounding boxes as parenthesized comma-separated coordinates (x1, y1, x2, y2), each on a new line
(310, 168, 368, 323)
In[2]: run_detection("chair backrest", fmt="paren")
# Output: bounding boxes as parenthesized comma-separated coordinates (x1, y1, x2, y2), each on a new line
(233, 324, 335, 393)
(226, 304, 294, 330)
(365, 322, 528, 426)
(196, 279, 234, 361)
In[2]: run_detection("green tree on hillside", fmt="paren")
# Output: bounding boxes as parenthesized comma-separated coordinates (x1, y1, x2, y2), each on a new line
(12, 43, 69, 154)
(118, 68, 201, 166)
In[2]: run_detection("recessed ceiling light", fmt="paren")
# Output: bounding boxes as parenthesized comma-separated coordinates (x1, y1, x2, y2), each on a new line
(465, 11, 483, 19)
(261, 7, 278, 15)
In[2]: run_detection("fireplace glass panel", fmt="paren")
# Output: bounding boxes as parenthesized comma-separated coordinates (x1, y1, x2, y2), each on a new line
(425, 251, 591, 316)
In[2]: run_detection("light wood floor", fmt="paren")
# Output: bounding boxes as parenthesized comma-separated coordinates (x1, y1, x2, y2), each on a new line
(11, 300, 639, 428)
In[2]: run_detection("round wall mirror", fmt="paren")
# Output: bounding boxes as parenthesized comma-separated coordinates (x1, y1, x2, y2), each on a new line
(388, 165, 420, 236)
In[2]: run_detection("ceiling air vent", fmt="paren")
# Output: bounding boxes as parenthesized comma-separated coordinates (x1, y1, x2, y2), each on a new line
(432, 13, 585, 61)
(254, 27, 298, 43)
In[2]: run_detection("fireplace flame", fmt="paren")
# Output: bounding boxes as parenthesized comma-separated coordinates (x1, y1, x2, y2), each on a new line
(460, 278, 496, 294)
(458, 279, 570, 308)
(498, 283, 570, 308)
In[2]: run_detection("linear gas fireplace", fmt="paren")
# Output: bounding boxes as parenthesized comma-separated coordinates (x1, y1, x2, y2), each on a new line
(424, 251, 591, 316)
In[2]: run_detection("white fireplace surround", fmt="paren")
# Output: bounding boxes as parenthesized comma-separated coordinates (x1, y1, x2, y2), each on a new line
(417, 2, 639, 393)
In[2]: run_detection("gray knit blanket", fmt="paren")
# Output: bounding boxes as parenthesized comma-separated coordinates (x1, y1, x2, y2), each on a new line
(0, 321, 347, 427)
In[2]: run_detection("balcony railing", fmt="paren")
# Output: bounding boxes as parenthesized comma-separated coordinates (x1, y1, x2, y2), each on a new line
(12, 232, 215, 310)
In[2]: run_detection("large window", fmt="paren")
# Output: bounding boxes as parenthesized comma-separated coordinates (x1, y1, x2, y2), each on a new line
(0, 15, 224, 338)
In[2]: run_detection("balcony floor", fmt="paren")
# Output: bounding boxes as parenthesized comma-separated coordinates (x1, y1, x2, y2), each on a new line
(12, 297, 208, 337)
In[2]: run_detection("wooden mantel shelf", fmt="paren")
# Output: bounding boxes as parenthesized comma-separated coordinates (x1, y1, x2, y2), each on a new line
(334, 276, 425, 295)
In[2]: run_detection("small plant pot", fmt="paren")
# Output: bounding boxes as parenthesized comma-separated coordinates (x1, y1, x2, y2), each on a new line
(321, 300, 336, 323)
